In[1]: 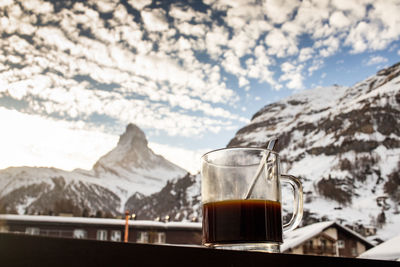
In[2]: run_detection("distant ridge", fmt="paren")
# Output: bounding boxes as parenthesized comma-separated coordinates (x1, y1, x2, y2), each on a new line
(0, 123, 187, 216)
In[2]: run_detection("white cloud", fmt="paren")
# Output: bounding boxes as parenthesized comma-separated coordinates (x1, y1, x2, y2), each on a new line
(265, 29, 298, 57)
(128, 0, 152, 10)
(221, 50, 243, 76)
(398, 50, 400, 56)
(344, 21, 368, 53)
(280, 20, 301, 37)
(331, 0, 368, 19)
(281, 62, 295, 72)
(264, 0, 299, 24)
(225, 1, 264, 25)
(21, 0, 53, 13)
(308, 59, 324, 76)
(279, 62, 304, 90)
(1, 68, 243, 136)
(0, 4, 239, 115)
(205, 25, 229, 59)
(170, 4, 209, 23)
(329, 11, 351, 28)
(315, 36, 340, 57)
(293, 0, 330, 35)
(246, 45, 280, 89)
(368, 1, 400, 47)
(175, 21, 206, 37)
(2, 0, 400, 166)
(342, 1, 400, 53)
(94, 0, 118, 13)
(149, 143, 209, 174)
(365, 55, 388, 66)
(0, 0, 13, 8)
(0, 107, 118, 171)
(141, 9, 169, 32)
(35, 26, 76, 52)
(238, 76, 250, 88)
(298, 47, 314, 62)
(227, 30, 256, 58)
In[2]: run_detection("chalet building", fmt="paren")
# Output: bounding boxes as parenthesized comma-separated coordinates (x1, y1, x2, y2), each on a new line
(0, 215, 376, 258)
(0, 214, 202, 245)
(282, 221, 374, 257)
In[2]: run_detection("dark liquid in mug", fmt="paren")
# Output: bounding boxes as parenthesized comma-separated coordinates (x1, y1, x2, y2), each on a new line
(202, 199, 283, 244)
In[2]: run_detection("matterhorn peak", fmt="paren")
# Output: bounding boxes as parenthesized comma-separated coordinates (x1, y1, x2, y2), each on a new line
(93, 123, 151, 170)
(118, 123, 148, 148)
(92, 123, 187, 182)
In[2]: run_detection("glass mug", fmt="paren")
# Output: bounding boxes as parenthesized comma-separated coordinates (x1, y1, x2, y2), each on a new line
(201, 147, 303, 253)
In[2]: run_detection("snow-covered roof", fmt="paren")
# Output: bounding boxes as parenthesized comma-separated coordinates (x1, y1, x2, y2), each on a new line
(333, 222, 375, 247)
(281, 221, 374, 252)
(281, 221, 334, 251)
(358, 234, 400, 261)
(0, 214, 201, 230)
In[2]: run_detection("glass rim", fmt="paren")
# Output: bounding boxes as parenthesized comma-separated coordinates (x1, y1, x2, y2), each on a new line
(201, 147, 279, 164)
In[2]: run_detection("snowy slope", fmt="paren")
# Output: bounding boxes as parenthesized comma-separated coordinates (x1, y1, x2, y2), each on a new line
(0, 123, 187, 215)
(359, 234, 400, 261)
(227, 62, 400, 241)
(124, 173, 201, 221)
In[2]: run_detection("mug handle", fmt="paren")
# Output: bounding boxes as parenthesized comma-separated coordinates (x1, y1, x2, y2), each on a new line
(281, 174, 303, 232)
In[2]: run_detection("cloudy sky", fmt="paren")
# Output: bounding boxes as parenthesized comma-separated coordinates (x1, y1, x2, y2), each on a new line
(1, 0, 400, 173)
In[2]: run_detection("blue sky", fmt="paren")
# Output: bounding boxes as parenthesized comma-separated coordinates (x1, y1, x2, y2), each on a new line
(1, 0, 400, 173)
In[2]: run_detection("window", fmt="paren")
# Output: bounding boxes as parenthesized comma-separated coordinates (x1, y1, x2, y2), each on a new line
(337, 240, 345, 249)
(351, 247, 358, 256)
(96, 230, 108, 241)
(320, 239, 327, 250)
(25, 227, 40, 235)
(73, 229, 87, 239)
(136, 231, 149, 243)
(154, 232, 166, 244)
(110, 230, 121, 242)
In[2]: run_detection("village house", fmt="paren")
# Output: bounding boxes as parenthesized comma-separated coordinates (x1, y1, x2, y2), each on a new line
(1, 214, 377, 258)
(0, 214, 202, 245)
(281, 221, 374, 257)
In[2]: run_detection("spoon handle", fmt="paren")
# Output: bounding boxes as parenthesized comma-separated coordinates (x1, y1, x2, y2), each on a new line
(244, 138, 278, 199)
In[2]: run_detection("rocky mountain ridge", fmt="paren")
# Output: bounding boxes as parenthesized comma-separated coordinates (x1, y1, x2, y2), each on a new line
(0, 124, 187, 216)
(226, 62, 400, 240)
(124, 173, 201, 222)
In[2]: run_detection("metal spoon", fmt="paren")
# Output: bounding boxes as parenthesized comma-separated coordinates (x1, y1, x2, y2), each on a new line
(244, 138, 278, 199)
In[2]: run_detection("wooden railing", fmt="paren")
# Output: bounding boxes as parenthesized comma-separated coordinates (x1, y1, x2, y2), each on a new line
(303, 245, 336, 255)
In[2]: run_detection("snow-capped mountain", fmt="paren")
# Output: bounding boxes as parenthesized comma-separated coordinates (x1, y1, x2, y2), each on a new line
(121, 63, 400, 234)
(92, 123, 187, 196)
(0, 123, 187, 216)
(227, 62, 400, 241)
(1, 62, 399, 242)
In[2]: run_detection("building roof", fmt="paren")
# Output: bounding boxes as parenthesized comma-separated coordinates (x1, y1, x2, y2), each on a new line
(358, 234, 400, 261)
(0, 214, 201, 230)
(281, 221, 374, 252)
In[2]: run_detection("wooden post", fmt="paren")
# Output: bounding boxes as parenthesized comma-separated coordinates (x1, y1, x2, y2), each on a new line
(124, 210, 129, 243)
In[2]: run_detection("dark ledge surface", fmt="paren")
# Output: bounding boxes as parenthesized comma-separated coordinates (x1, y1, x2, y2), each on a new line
(0, 233, 399, 267)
